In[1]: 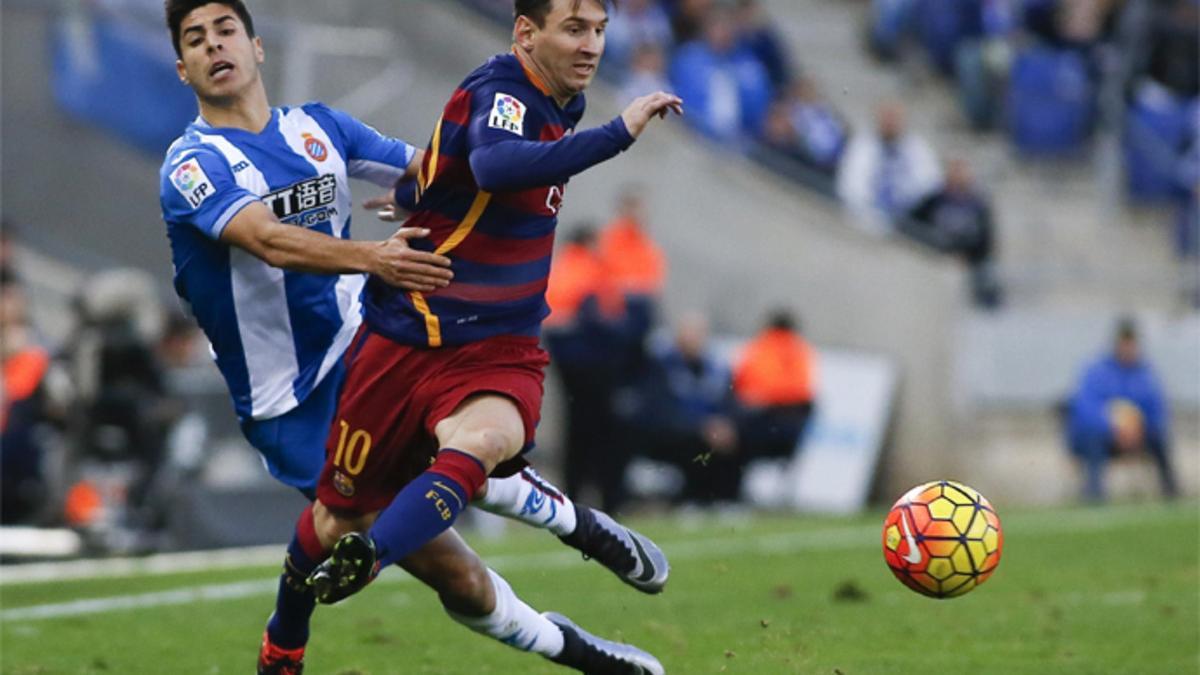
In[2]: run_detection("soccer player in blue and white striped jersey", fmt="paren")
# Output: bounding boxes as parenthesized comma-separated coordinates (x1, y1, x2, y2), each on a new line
(160, 3, 453, 495)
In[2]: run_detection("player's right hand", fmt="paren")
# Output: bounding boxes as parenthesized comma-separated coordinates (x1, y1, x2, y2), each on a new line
(364, 193, 403, 222)
(621, 92, 683, 139)
(372, 227, 453, 292)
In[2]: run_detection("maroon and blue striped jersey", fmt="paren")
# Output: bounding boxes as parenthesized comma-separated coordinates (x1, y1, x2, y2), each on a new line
(364, 50, 635, 347)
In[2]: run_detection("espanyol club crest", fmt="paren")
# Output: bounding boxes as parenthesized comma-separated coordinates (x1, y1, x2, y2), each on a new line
(302, 133, 328, 162)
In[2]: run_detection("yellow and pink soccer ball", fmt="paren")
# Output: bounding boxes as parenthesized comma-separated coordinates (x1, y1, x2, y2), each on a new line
(882, 480, 1003, 598)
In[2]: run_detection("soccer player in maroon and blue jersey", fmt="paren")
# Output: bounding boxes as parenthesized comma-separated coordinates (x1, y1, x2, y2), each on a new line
(260, 0, 683, 672)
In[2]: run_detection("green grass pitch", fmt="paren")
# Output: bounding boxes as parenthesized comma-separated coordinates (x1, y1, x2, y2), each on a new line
(1, 501, 1196, 674)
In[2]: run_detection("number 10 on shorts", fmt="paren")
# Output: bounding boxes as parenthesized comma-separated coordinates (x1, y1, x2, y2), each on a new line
(333, 420, 373, 476)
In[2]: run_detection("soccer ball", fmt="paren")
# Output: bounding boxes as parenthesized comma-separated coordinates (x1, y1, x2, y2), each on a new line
(882, 480, 1002, 598)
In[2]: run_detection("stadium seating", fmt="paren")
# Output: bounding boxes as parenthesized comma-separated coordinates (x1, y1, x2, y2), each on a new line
(1006, 47, 1094, 156)
(1123, 88, 1195, 203)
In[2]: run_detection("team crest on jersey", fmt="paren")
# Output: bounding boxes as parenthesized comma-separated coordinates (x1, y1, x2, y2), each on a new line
(301, 133, 328, 162)
(171, 158, 215, 209)
(489, 92, 526, 136)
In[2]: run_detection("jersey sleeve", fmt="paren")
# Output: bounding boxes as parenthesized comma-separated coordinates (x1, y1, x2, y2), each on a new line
(465, 81, 635, 192)
(313, 104, 418, 188)
(160, 147, 258, 240)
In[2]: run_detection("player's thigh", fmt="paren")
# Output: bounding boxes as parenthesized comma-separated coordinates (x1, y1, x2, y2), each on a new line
(433, 393, 526, 471)
(398, 528, 494, 614)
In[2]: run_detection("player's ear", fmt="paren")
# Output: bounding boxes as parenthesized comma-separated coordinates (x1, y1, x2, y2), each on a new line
(253, 35, 265, 64)
(176, 59, 189, 85)
(513, 15, 537, 51)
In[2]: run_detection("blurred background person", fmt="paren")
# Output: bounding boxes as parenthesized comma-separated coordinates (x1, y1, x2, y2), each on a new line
(597, 185, 668, 371)
(620, 42, 671, 105)
(670, 4, 773, 145)
(1, 267, 59, 525)
(544, 227, 631, 513)
(627, 311, 743, 506)
(1066, 318, 1178, 502)
(733, 0, 794, 92)
(58, 268, 183, 542)
(781, 76, 850, 179)
(603, 0, 673, 74)
(733, 309, 817, 464)
(837, 100, 942, 232)
(903, 158, 1002, 308)
(665, 0, 715, 44)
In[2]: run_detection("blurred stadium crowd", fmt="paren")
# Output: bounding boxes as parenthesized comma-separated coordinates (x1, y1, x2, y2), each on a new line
(469, 0, 1199, 307)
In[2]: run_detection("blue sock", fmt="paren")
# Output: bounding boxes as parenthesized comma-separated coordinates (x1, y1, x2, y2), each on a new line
(266, 505, 326, 649)
(369, 449, 486, 568)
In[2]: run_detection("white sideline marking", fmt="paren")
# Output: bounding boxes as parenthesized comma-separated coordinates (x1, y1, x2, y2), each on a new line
(0, 504, 1190, 622)
(0, 545, 286, 585)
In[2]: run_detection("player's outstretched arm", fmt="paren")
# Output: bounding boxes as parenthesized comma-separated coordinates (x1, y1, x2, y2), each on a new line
(219, 201, 453, 291)
(620, 92, 684, 139)
(467, 94, 682, 193)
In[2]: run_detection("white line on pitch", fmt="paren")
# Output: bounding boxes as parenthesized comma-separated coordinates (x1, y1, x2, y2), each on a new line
(1, 504, 1190, 623)
(2, 501, 1184, 586)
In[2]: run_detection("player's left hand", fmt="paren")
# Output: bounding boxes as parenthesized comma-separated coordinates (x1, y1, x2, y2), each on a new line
(621, 92, 684, 139)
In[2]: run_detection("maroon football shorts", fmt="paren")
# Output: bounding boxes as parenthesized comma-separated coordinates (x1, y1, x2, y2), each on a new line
(316, 327, 550, 516)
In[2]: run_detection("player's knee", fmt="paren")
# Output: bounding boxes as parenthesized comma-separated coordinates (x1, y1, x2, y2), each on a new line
(453, 428, 521, 471)
(436, 557, 494, 616)
(312, 500, 373, 549)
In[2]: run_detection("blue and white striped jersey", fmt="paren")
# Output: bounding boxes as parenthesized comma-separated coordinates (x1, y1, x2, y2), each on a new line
(159, 103, 417, 421)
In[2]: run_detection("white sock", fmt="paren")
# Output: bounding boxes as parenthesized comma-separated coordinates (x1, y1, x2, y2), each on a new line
(477, 468, 578, 536)
(445, 569, 565, 658)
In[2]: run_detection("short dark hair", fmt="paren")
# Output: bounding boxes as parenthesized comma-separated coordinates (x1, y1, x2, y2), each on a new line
(165, 0, 256, 58)
(568, 224, 597, 247)
(767, 309, 798, 333)
(515, 0, 615, 28)
(1115, 316, 1138, 342)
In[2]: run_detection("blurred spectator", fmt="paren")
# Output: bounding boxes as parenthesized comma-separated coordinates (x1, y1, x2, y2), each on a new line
(604, 0, 674, 73)
(597, 186, 667, 351)
(665, 0, 714, 43)
(759, 100, 808, 161)
(1, 268, 55, 524)
(734, 0, 794, 90)
(621, 43, 672, 104)
(544, 227, 631, 512)
(0, 222, 16, 268)
(628, 312, 743, 505)
(63, 269, 181, 535)
(1119, 0, 1198, 203)
(783, 77, 850, 177)
(1141, 0, 1199, 100)
(868, 0, 918, 62)
(837, 100, 942, 231)
(670, 5, 773, 144)
(1022, 0, 1120, 53)
(1066, 318, 1178, 502)
(954, 0, 1016, 130)
(903, 158, 1002, 307)
(732, 309, 817, 463)
(1177, 128, 1200, 256)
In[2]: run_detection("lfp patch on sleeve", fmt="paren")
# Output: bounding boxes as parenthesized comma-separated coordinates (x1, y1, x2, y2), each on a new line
(488, 92, 527, 137)
(171, 158, 216, 209)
